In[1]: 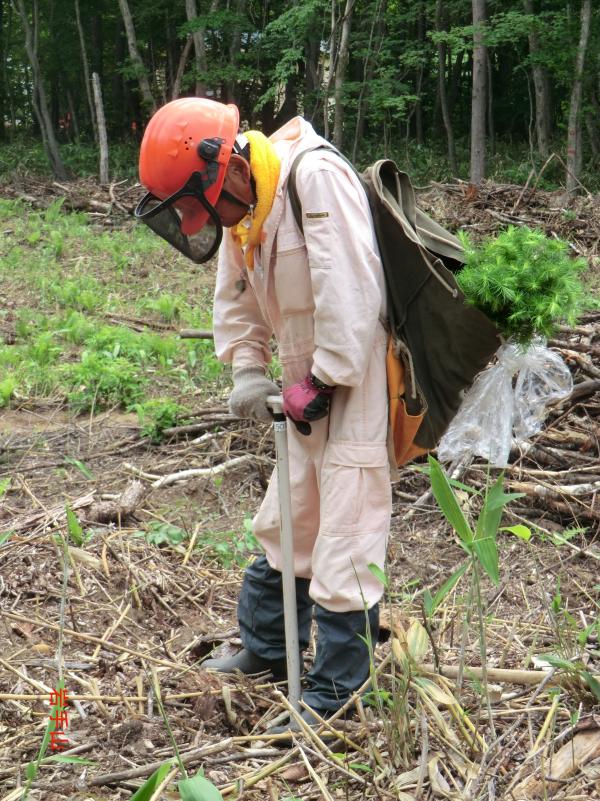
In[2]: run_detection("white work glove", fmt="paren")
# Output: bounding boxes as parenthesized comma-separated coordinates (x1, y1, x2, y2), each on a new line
(229, 366, 280, 423)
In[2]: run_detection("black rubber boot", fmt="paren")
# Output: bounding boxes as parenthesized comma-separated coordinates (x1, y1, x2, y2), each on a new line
(238, 555, 314, 661)
(201, 648, 288, 681)
(265, 604, 379, 748)
(303, 603, 379, 711)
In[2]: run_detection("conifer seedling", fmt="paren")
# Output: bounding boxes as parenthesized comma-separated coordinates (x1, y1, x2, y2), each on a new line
(456, 226, 586, 346)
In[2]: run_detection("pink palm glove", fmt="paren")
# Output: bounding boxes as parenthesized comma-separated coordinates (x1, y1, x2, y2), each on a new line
(283, 374, 336, 436)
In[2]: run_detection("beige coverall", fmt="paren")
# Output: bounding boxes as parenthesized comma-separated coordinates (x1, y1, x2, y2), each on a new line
(213, 117, 391, 613)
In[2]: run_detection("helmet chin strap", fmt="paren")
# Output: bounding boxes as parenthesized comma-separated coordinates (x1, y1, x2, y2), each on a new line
(218, 187, 253, 213)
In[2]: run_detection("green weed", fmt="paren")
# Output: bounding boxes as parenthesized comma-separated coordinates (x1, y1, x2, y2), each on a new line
(196, 518, 260, 568)
(543, 577, 600, 703)
(63, 351, 147, 412)
(0, 375, 17, 407)
(47, 277, 104, 312)
(139, 517, 260, 567)
(25, 332, 62, 367)
(142, 293, 185, 322)
(134, 399, 188, 442)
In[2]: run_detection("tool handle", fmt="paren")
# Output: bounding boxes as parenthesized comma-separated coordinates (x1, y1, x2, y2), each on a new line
(267, 394, 284, 415)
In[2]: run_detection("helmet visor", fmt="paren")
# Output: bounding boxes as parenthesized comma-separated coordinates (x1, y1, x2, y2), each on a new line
(135, 173, 223, 264)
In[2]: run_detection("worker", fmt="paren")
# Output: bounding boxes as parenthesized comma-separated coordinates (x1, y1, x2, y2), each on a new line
(135, 97, 391, 732)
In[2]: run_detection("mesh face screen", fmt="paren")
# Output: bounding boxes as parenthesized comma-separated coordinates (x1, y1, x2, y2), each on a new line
(136, 194, 222, 264)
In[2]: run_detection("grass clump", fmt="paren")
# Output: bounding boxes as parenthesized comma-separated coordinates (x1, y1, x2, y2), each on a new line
(456, 226, 586, 346)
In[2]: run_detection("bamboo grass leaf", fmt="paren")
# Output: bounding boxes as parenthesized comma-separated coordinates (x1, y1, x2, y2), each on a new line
(406, 620, 429, 664)
(473, 537, 500, 585)
(412, 676, 456, 706)
(499, 524, 532, 541)
(130, 762, 174, 801)
(179, 772, 224, 801)
(428, 456, 473, 547)
(428, 561, 470, 615)
(367, 562, 388, 589)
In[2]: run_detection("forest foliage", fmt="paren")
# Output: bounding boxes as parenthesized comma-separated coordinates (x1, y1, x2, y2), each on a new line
(2, 0, 599, 190)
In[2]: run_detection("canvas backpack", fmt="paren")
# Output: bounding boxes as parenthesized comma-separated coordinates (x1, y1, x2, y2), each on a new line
(288, 147, 500, 467)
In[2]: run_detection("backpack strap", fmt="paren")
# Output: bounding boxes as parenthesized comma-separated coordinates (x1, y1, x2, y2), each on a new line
(288, 144, 362, 234)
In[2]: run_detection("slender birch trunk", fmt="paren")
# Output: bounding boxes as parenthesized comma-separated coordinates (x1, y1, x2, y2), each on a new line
(565, 0, 592, 198)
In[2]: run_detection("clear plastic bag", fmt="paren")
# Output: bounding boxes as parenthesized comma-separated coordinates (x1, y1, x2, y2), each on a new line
(437, 341, 572, 468)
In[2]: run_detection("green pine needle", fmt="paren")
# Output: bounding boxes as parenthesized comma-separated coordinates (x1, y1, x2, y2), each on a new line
(456, 226, 586, 346)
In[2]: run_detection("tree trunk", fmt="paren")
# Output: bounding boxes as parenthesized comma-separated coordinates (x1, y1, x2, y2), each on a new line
(0, 0, 5, 141)
(486, 48, 494, 156)
(12, 0, 67, 179)
(414, 1, 425, 145)
(74, 0, 97, 143)
(352, 0, 386, 161)
(524, 0, 551, 158)
(333, 0, 355, 149)
(449, 48, 465, 111)
(3, 0, 15, 133)
(469, 0, 487, 185)
(435, 0, 457, 175)
(66, 89, 80, 141)
(586, 110, 600, 159)
(226, 0, 245, 103)
(185, 0, 207, 96)
(92, 73, 108, 184)
(304, 29, 320, 120)
(185, 0, 218, 97)
(565, 0, 592, 198)
(172, 36, 193, 100)
(117, 0, 155, 113)
(323, 0, 338, 140)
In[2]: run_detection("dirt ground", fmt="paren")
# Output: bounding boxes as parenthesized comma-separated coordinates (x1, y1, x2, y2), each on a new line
(1, 177, 599, 801)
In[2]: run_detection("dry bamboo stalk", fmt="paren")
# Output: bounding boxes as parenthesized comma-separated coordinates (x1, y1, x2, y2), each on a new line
(530, 692, 560, 755)
(136, 674, 144, 716)
(300, 739, 369, 786)
(88, 740, 235, 785)
(298, 747, 336, 801)
(420, 663, 600, 687)
(151, 454, 272, 488)
(92, 601, 132, 659)
(219, 747, 300, 797)
(4, 610, 185, 669)
(148, 765, 179, 801)
(183, 523, 201, 566)
(507, 478, 600, 498)
(0, 685, 277, 702)
(0, 657, 53, 694)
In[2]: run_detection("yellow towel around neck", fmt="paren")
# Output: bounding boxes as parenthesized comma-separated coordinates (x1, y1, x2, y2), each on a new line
(231, 130, 281, 270)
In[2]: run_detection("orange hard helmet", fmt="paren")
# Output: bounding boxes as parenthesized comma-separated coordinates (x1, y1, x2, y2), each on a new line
(135, 98, 240, 262)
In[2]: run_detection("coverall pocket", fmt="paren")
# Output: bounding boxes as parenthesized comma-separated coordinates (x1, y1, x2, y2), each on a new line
(274, 247, 314, 315)
(319, 442, 390, 535)
(304, 217, 332, 270)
